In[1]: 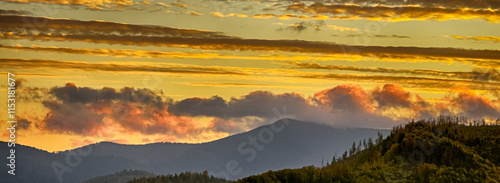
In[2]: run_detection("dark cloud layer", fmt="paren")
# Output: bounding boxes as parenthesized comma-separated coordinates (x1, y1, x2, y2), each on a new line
(279, 21, 325, 32)
(289, 62, 500, 82)
(286, 2, 500, 23)
(0, 15, 228, 38)
(2, 15, 499, 64)
(168, 91, 315, 119)
(323, 0, 500, 9)
(299, 72, 500, 91)
(0, 9, 31, 15)
(0, 58, 247, 76)
(3, 31, 499, 64)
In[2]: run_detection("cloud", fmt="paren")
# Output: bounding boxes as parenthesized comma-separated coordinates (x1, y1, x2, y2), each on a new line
(14, 78, 27, 88)
(4, 44, 496, 70)
(0, 58, 247, 76)
(21, 81, 500, 137)
(42, 99, 106, 135)
(3, 31, 499, 64)
(372, 84, 411, 108)
(1, 14, 498, 64)
(252, 14, 276, 19)
(449, 86, 500, 119)
(168, 91, 316, 119)
(373, 34, 411, 39)
(182, 82, 312, 89)
(16, 118, 32, 130)
(0, 9, 31, 15)
(167, 87, 396, 128)
(299, 72, 500, 92)
(327, 25, 358, 32)
(288, 62, 500, 82)
(447, 35, 500, 43)
(286, 3, 500, 23)
(313, 84, 375, 114)
(1, 0, 135, 10)
(210, 117, 265, 134)
(37, 83, 204, 136)
(210, 12, 235, 18)
(188, 11, 203, 16)
(0, 15, 228, 38)
(329, 0, 500, 9)
(2, 57, 498, 93)
(168, 96, 228, 117)
(279, 21, 326, 32)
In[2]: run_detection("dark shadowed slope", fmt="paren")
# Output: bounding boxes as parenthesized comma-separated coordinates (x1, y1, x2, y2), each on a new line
(0, 119, 389, 182)
(83, 170, 154, 183)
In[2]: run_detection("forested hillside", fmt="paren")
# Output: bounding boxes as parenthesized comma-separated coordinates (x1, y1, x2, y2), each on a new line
(238, 116, 500, 182)
(83, 170, 154, 183)
(127, 171, 230, 183)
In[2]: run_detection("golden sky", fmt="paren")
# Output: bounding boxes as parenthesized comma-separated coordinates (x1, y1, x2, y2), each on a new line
(0, 0, 499, 152)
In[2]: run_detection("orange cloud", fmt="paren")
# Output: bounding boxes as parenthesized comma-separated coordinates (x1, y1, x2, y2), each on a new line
(2, 15, 499, 64)
(210, 12, 235, 18)
(1, 0, 135, 10)
(35, 83, 207, 138)
(314, 84, 376, 114)
(287, 3, 500, 23)
(372, 84, 412, 108)
(450, 86, 500, 118)
(448, 35, 500, 43)
(327, 25, 358, 32)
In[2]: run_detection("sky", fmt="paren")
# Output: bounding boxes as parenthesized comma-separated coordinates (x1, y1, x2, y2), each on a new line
(0, 0, 499, 152)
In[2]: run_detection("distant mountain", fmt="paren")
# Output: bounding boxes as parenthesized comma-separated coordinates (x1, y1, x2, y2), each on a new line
(0, 119, 389, 183)
(238, 117, 500, 182)
(83, 170, 154, 183)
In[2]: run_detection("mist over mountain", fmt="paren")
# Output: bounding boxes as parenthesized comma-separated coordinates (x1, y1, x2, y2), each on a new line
(0, 119, 388, 183)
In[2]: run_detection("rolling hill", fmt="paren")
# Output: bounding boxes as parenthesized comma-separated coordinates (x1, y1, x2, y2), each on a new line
(0, 119, 389, 183)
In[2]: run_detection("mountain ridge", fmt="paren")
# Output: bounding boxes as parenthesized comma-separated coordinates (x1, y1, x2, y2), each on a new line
(0, 118, 389, 183)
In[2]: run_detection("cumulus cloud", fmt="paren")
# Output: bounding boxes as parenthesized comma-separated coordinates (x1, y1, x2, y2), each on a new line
(168, 86, 398, 128)
(314, 84, 375, 114)
(23, 82, 500, 136)
(42, 99, 106, 134)
(372, 84, 411, 108)
(168, 91, 316, 119)
(449, 87, 500, 119)
(38, 83, 200, 136)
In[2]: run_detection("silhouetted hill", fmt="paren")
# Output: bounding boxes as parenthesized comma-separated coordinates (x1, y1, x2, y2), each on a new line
(238, 117, 500, 182)
(127, 171, 230, 183)
(83, 170, 154, 183)
(0, 119, 388, 182)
